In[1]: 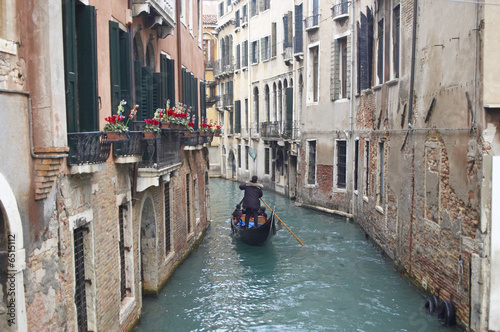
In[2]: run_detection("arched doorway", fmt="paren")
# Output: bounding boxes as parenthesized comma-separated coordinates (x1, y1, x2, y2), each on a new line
(0, 173, 27, 331)
(140, 196, 158, 293)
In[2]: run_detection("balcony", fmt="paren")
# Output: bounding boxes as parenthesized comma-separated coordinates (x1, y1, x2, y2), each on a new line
(304, 15, 320, 31)
(113, 131, 145, 164)
(132, 0, 176, 38)
(67, 132, 111, 173)
(214, 56, 234, 77)
(293, 35, 303, 60)
(283, 46, 293, 66)
(260, 121, 281, 139)
(222, 94, 233, 109)
(331, 2, 349, 21)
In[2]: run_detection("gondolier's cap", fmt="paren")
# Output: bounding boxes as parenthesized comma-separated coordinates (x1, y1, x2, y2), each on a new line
(251, 175, 258, 183)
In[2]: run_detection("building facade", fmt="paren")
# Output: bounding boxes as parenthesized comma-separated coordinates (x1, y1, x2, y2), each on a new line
(212, 0, 500, 330)
(0, 0, 209, 331)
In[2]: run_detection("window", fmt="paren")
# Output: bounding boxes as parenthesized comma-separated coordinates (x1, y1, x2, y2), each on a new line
(336, 140, 347, 189)
(251, 0, 258, 17)
(354, 139, 359, 192)
(376, 18, 384, 85)
(308, 45, 319, 103)
(253, 87, 260, 133)
(63, 3, 99, 132)
(186, 174, 192, 234)
(261, 36, 270, 61)
(392, 4, 400, 79)
(245, 146, 249, 170)
(263, 0, 270, 11)
(189, 0, 193, 33)
(377, 141, 385, 206)
(74, 227, 88, 331)
(294, 4, 303, 54)
(364, 140, 370, 197)
(265, 148, 270, 174)
(229, 109, 234, 134)
(118, 205, 127, 300)
(307, 140, 317, 185)
(238, 145, 241, 168)
(251, 40, 259, 64)
(219, 1, 223, 17)
(242, 4, 248, 25)
(357, 8, 374, 92)
(271, 22, 277, 57)
(235, 100, 241, 133)
(244, 98, 249, 135)
(283, 12, 292, 50)
(164, 182, 171, 255)
(236, 44, 241, 69)
(339, 37, 348, 99)
(242, 40, 248, 67)
(235, 10, 240, 28)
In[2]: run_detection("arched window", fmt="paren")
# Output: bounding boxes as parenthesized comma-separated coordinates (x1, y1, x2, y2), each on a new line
(145, 39, 155, 70)
(272, 82, 277, 121)
(253, 86, 259, 133)
(264, 84, 270, 122)
(133, 30, 145, 65)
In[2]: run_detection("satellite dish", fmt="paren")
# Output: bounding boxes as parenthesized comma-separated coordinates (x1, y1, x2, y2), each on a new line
(248, 147, 256, 159)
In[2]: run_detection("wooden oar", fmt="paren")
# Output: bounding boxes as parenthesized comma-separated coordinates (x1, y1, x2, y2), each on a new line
(260, 198, 305, 246)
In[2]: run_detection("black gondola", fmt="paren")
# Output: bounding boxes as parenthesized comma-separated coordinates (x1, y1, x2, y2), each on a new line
(231, 213, 277, 246)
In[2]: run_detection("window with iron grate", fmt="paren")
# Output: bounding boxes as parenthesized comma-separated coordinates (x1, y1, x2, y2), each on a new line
(74, 227, 88, 332)
(164, 182, 171, 255)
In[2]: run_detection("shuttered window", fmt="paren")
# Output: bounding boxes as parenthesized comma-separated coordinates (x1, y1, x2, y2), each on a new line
(110, 21, 132, 124)
(336, 140, 347, 189)
(235, 100, 241, 133)
(294, 4, 303, 54)
(271, 22, 277, 57)
(236, 44, 241, 69)
(63, 2, 98, 132)
(242, 40, 248, 67)
(357, 9, 374, 92)
(286, 87, 293, 133)
(308, 141, 316, 185)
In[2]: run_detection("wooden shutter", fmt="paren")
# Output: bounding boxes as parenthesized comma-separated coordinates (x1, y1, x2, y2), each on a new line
(286, 87, 293, 128)
(287, 11, 293, 46)
(271, 22, 277, 57)
(294, 4, 303, 53)
(76, 5, 98, 132)
(160, 54, 168, 108)
(152, 72, 162, 110)
(109, 21, 121, 114)
(283, 14, 288, 50)
(200, 81, 206, 119)
(134, 60, 144, 120)
(260, 37, 265, 61)
(141, 66, 153, 119)
(63, 0, 78, 133)
(167, 58, 175, 104)
(119, 30, 131, 111)
(235, 100, 241, 133)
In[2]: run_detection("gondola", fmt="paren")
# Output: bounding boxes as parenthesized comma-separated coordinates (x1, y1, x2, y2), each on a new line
(231, 212, 277, 246)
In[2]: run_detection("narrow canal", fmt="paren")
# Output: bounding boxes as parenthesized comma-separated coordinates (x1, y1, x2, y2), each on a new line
(134, 178, 461, 331)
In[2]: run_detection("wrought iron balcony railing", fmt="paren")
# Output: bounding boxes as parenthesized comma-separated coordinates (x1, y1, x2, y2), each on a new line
(260, 121, 281, 138)
(67, 132, 111, 166)
(331, 1, 349, 19)
(304, 15, 320, 30)
(113, 131, 144, 157)
(141, 129, 182, 168)
(213, 56, 234, 77)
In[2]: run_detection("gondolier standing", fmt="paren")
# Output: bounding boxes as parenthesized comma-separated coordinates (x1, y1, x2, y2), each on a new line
(239, 175, 263, 228)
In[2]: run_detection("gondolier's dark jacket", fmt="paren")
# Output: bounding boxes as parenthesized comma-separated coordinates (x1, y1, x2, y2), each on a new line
(239, 181, 263, 210)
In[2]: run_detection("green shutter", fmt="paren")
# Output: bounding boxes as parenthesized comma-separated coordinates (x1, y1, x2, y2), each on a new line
(286, 87, 293, 128)
(141, 66, 153, 119)
(200, 81, 206, 119)
(134, 60, 144, 120)
(76, 5, 98, 132)
(160, 54, 168, 108)
(63, 0, 78, 133)
(271, 22, 277, 57)
(181, 68, 187, 105)
(109, 21, 121, 114)
(235, 100, 241, 133)
(167, 58, 175, 105)
(119, 30, 132, 120)
(152, 73, 162, 110)
(261, 37, 265, 60)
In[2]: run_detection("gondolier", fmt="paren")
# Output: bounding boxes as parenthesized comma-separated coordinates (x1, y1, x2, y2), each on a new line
(239, 175, 263, 228)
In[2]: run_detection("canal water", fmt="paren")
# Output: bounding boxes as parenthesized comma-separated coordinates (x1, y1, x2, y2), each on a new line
(134, 178, 462, 331)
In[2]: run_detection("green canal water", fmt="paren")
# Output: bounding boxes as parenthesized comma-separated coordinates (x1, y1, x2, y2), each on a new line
(134, 178, 462, 331)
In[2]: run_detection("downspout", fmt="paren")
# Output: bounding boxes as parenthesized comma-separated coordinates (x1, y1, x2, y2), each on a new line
(408, 0, 418, 275)
(349, 0, 355, 215)
(0, 89, 68, 159)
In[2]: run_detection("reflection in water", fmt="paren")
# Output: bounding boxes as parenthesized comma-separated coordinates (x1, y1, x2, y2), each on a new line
(134, 178, 462, 332)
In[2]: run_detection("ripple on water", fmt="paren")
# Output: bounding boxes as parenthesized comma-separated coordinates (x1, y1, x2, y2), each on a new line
(135, 179, 463, 332)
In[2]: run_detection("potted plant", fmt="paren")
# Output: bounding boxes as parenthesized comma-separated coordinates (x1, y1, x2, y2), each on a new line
(213, 122, 222, 136)
(104, 101, 137, 140)
(142, 118, 161, 139)
(158, 101, 191, 130)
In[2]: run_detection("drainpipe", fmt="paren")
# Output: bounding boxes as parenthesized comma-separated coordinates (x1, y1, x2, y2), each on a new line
(349, 0, 355, 215)
(0, 89, 68, 159)
(408, 0, 418, 275)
